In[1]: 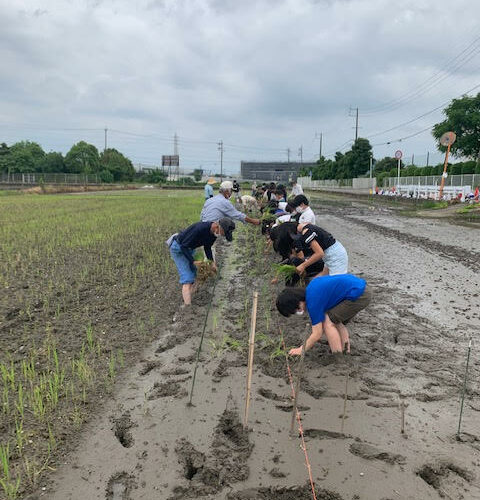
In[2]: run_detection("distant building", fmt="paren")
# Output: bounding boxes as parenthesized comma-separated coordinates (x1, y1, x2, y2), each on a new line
(240, 161, 316, 182)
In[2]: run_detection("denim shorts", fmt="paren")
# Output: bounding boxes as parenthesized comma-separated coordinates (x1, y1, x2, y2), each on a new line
(323, 240, 348, 275)
(170, 240, 196, 284)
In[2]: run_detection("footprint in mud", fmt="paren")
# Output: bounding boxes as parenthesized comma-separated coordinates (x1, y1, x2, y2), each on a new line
(226, 485, 344, 499)
(258, 387, 289, 402)
(169, 409, 253, 500)
(417, 462, 474, 494)
(138, 360, 160, 376)
(275, 404, 310, 412)
(112, 412, 136, 448)
(156, 335, 178, 354)
(349, 442, 405, 465)
(106, 472, 135, 500)
(303, 429, 349, 440)
(148, 381, 187, 400)
(161, 367, 190, 376)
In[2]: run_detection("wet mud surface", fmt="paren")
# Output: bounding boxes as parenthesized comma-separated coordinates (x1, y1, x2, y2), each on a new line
(35, 197, 480, 500)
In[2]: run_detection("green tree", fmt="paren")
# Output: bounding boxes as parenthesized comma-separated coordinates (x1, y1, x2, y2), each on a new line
(65, 141, 100, 174)
(100, 148, 135, 181)
(192, 168, 203, 182)
(39, 152, 65, 173)
(2, 141, 45, 173)
(432, 93, 480, 161)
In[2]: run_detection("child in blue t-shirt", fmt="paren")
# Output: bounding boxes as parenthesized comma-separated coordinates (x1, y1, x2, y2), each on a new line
(276, 275, 372, 355)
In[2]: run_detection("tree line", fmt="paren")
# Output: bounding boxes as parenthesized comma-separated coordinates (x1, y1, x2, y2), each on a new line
(0, 140, 135, 183)
(302, 92, 480, 183)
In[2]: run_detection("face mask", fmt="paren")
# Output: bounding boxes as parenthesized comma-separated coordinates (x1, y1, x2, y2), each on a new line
(296, 206, 305, 214)
(214, 232, 222, 238)
(295, 310, 304, 316)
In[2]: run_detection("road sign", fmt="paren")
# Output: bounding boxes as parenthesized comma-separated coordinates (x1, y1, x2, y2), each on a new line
(440, 131, 456, 147)
(162, 155, 179, 167)
(395, 150, 403, 160)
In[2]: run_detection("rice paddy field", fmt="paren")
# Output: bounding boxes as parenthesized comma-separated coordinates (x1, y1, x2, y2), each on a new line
(1, 189, 480, 500)
(0, 190, 203, 498)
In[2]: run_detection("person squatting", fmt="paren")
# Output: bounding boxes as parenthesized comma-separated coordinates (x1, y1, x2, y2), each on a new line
(167, 181, 371, 357)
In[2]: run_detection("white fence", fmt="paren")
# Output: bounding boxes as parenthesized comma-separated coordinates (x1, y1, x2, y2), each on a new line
(384, 174, 480, 188)
(0, 173, 100, 185)
(297, 176, 353, 189)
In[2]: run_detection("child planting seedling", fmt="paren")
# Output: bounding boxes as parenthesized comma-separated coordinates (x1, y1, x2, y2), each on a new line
(276, 274, 372, 355)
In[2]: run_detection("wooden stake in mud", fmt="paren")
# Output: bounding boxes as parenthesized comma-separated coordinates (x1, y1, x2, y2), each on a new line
(290, 333, 308, 436)
(341, 371, 349, 434)
(457, 338, 472, 438)
(243, 291, 258, 429)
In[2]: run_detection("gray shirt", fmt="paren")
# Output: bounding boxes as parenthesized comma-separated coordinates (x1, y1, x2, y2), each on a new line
(200, 194, 246, 223)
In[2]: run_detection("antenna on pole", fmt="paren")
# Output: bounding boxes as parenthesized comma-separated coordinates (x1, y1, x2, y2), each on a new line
(104, 127, 108, 152)
(217, 140, 224, 182)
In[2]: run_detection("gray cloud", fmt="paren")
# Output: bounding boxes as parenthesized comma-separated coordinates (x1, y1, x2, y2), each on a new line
(0, 0, 479, 171)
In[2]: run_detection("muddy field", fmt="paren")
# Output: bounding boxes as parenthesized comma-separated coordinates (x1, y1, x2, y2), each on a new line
(18, 194, 480, 499)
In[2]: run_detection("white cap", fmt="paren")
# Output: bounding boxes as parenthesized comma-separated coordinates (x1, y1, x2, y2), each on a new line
(220, 180, 233, 191)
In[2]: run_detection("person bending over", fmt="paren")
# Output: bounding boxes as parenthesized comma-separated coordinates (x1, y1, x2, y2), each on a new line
(168, 218, 235, 305)
(292, 223, 348, 276)
(276, 274, 372, 355)
(290, 194, 316, 224)
(201, 181, 260, 225)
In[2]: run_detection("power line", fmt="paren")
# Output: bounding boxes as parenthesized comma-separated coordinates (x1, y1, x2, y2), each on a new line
(362, 34, 480, 115)
(364, 81, 480, 140)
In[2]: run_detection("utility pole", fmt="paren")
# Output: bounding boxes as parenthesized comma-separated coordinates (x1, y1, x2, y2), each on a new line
(315, 132, 323, 159)
(218, 140, 224, 182)
(104, 127, 108, 152)
(411, 154, 414, 166)
(426, 151, 430, 167)
(286, 148, 290, 163)
(298, 145, 303, 163)
(174, 133, 179, 181)
(349, 107, 359, 142)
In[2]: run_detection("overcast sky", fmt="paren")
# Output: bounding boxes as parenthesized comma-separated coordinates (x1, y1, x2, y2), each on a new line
(1, 0, 479, 174)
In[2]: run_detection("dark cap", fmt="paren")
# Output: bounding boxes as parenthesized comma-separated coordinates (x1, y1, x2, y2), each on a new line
(219, 217, 236, 242)
(290, 194, 309, 207)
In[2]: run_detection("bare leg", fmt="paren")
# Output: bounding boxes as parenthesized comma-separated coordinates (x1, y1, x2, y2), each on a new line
(336, 323, 350, 353)
(182, 283, 193, 305)
(322, 316, 343, 353)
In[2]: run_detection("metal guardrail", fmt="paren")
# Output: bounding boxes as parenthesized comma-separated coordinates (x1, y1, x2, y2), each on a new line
(0, 173, 100, 185)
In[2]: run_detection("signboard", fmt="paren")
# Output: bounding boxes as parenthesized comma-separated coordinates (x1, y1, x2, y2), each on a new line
(394, 150, 403, 160)
(162, 155, 179, 167)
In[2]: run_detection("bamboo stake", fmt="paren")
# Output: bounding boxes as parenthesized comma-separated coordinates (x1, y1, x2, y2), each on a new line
(341, 371, 349, 434)
(243, 291, 258, 429)
(457, 338, 472, 438)
(290, 333, 308, 436)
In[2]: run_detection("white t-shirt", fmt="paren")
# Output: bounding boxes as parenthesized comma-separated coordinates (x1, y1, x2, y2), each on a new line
(291, 184, 303, 196)
(298, 206, 315, 225)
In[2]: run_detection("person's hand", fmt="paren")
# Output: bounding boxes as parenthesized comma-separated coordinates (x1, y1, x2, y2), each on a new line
(252, 218, 261, 225)
(211, 262, 218, 273)
(296, 264, 306, 275)
(288, 347, 303, 356)
(270, 277, 279, 285)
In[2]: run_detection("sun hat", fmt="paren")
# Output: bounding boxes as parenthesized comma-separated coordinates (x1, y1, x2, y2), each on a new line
(207, 177, 215, 185)
(220, 180, 233, 191)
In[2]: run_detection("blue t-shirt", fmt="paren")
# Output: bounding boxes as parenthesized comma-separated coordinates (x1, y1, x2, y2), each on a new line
(306, 275, 366, 326)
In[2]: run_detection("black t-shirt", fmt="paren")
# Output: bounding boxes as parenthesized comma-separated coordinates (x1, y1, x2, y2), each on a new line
(294, 224, 336, 255)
